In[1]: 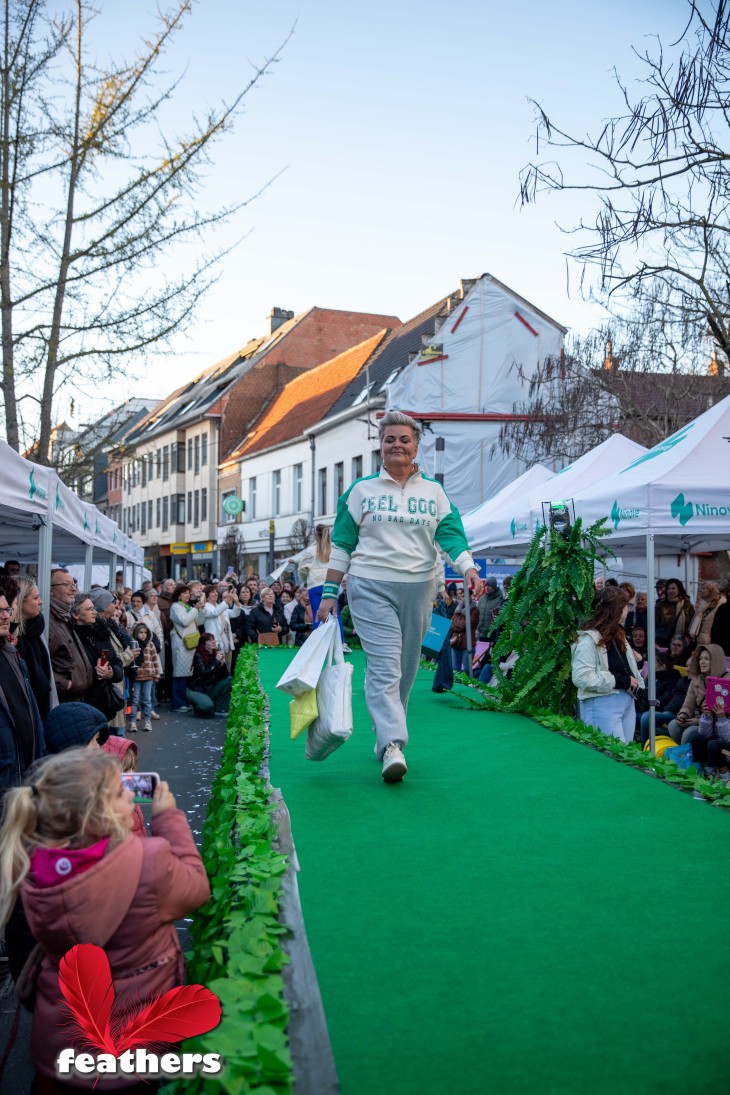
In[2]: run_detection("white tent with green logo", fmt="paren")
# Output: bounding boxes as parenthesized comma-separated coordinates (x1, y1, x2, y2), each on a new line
(0, 438, 143, 622)
(567, 392, 730, 752)
(569, 393, 730, 553)
(461, 462, 553, 552)
(465, 434, 647, 557)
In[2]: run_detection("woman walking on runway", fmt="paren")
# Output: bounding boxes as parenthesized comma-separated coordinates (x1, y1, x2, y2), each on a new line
(317, 410, 482, 782)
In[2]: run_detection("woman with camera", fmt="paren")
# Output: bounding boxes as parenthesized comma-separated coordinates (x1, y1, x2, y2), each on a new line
(169, 584, 206, 713)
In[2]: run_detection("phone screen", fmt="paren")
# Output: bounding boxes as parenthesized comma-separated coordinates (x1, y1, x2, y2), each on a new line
(122, 772, 159, 803)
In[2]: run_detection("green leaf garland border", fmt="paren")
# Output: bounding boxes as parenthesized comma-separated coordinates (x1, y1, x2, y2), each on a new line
(161, 646, 294, 1094)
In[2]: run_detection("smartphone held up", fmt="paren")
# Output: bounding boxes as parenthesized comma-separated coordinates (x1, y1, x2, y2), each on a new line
(122, 772, 159, 803)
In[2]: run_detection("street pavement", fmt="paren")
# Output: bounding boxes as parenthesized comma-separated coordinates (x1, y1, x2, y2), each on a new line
(0, 704, 228, 1093)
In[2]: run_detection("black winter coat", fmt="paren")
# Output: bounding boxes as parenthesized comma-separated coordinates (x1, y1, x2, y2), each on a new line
(0, 641, 45, 793)
(248, 604, 289, 639)
(12, 614, 54, 722)
(190, 651, 230, 694)
(74, 619, 124, 719)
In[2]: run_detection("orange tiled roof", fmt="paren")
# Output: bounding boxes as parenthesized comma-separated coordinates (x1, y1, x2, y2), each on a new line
(229, 329, 389, 460)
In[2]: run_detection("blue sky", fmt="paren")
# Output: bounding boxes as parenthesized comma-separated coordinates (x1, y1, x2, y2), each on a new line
(67, 0, 682, 420)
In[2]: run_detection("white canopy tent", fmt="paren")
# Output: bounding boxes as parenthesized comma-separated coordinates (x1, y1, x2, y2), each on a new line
(565, 393, 730, 751)
(465, 434, 648, 557)
(568, 394, 730, 554)
(462, 463, 553, 551)
(0, 439, 143, 622)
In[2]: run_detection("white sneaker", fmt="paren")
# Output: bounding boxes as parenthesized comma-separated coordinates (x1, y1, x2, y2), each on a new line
(151, 711, 160, 720)
(342, 643, 352, 654)
(143, 721, 152, 732)
(382, 742, 407, 782)
(135, 711, 141, 721)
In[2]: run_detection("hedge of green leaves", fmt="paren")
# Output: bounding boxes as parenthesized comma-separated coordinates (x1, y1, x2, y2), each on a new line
(437, 662, 730, 809)
(162, 646, 294, 1094)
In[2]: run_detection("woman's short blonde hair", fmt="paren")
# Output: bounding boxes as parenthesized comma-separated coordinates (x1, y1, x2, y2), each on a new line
(378, 409, 421, 447)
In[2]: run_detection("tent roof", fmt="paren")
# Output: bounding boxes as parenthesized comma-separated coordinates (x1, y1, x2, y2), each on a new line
(569, 391, 730, 553)
(463, 463, 553, 550)
(465, 434, 648, 556)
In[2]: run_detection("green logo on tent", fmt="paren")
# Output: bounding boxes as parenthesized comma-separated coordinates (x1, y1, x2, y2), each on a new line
(95, 518, 100, 536)
(622, 424, 694, 472)
(611, 500, 641, 529)
(670, 493, 694, 526)
(510, 517, 527, 538)
(55, 484, 65, 512)
(83, 511, 90, 532)
(28, 469, 47, 502)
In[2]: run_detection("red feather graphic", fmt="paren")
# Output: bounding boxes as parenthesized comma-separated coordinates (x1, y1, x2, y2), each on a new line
(58, 944, 117, 1055)
(114, 984, 221, 1053)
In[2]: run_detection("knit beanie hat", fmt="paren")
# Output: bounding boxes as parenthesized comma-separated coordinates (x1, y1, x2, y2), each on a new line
(88, 588, 116, 612)
(43, 702, 110, 753)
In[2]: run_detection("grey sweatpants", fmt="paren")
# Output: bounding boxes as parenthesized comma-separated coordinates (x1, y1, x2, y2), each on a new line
(347, 574, 435, 758)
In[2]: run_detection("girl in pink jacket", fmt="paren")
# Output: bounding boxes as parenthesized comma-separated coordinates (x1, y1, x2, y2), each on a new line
(0, 748, 210, 1092)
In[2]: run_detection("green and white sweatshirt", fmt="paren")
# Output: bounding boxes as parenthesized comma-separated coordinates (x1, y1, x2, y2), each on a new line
(329, 468, 476, 584)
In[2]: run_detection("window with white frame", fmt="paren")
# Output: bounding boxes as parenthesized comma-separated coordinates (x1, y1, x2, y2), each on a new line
(201, 488, 207, 523)
(248, 477, 257, 520)
(352, 455, 363, 480)
(201, 434, 208, 466)
(372, 450, 382, 473)
(272, 469, 281, 516)
(334, 461, 344, 501)
(318, 467, 327, 515)
(293, 463, 303, 511)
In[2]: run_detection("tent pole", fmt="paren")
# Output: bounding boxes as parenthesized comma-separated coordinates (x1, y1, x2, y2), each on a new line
(646, 531, 657, 753)
(83, 543, 93, 591)
(685, 549, 692, 599)
(38, 515, 53, 644)
(109, 553, 117, 593)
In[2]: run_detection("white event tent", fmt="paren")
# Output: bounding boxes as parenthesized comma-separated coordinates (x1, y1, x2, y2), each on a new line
(569, 393, 730, 554)
(0, 439, 143, 623)
(465, 434, 648, 557)
(462, 463, 553, 551)
(563, 394, 730, 750)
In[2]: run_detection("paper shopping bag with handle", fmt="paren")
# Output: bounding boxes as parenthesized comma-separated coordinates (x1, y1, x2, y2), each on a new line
(305, 622, 353, 761)
(276, 616, 337, 696)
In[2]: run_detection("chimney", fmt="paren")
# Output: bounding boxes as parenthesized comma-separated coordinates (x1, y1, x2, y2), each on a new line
(603, 339, 615, 370)
(268, 307, 294, 336)
(709, 348, 721, 376)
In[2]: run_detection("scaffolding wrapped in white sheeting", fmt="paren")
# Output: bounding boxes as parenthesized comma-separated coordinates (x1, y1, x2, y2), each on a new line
(386, 274, 567, 514)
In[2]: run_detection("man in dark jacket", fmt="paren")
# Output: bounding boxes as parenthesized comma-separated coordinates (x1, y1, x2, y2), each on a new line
(477, 578, 503, 641)
(0, 591, 44, 793)
(48, 569, 93, 701)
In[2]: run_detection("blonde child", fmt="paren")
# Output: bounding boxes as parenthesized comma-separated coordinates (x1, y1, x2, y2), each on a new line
(0, 749, 209, 1092)
(100, 733, 148, 838)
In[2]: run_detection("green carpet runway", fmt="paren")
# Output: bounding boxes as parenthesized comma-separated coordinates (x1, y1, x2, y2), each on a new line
(259, 649, 729, 1095)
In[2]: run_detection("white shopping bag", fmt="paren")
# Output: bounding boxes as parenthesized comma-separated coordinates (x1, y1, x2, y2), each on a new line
(276, 616, 338, 697)
(305, 622, 353, 761)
